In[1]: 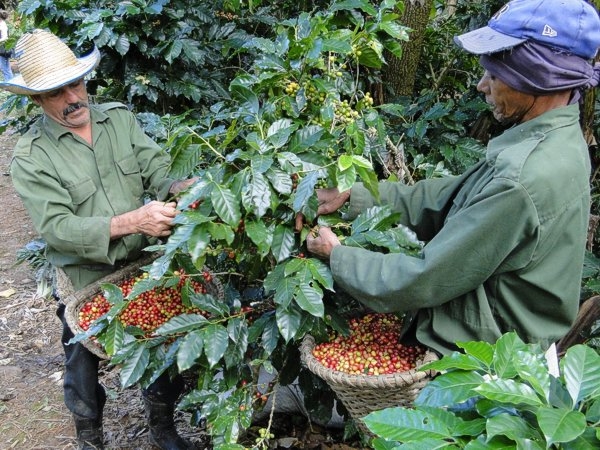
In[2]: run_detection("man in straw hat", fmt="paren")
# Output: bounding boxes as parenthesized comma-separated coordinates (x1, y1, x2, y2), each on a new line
(4, 29, 198, 450)
(300, 0, 600, 356)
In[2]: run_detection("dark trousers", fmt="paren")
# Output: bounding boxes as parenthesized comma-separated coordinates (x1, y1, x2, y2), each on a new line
(56, 302, 184, 419)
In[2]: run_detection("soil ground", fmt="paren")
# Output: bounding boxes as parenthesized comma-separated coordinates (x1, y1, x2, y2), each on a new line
(0, 120, 364, 450)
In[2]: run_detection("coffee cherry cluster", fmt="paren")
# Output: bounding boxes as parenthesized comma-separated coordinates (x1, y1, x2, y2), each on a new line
(78, 270, 211, 334)
(334, 99, 360, 124)
(312, 313, 426, 376)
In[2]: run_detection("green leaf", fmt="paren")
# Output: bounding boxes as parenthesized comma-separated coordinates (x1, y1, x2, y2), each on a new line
(115, 33, 130, 56)
(293, 171, 318, 212)
(103, 319, 125, 356)
(267, 119, 295, 149)
(125, 276, 162, 301)
(486, 413, 539, 442)
(355, 165, 380, 201)
(189, 226, 211, 262)
(562, 344, 600, 404)
(211, 184, 241, 228)
(294, 283, 324, 317)
(120, 344, 150, 388)
(245, 220, 273, 257)
(261, 316, 280, 355)
(207, 222, 235, 245)
(474, 379, 544, 407)
(276, 305, 302, 342)
(202, 323, 229, 368)
(537, 406, 587, 446)
(363, 407, 453, 442)
(420, 352, 487, 373)
(265, 168, 293, 195)
(271, 224, 295, 263)
(177, 330, 204, 372)
(514, 350, 551, 400)
(492, 332, 528, 378)
(338, 154, 354, 171)
(322, 38, 353, 54)
(272, 275, 297, 309)
(250, 154, 273, 173)
(154, 313, 208, 335)
(308, 258, 334, 291)
(351, 154, 372, 169)
(230, 83, 259, 115)
(242, 171, 271, 218)
(288, 125, 325, 153)
(416, 371, 485, 407)
(336, 165, 356, 192)
(456, 340, 495, 368)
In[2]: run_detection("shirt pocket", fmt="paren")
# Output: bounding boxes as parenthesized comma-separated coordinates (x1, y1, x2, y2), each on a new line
(65, 178, 96, 206)
(115, 153, 144, 200)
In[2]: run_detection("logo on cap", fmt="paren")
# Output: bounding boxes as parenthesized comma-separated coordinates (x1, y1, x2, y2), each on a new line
(492, 4, 510, 21)
(542, 24, 557, 37)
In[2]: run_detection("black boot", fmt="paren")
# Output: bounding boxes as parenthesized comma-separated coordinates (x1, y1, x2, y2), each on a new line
(73, 415, 104, 450)
(143, 396, 196, 450)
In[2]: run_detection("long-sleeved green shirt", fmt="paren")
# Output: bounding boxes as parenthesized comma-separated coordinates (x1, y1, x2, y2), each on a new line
(11, 103, 176, 291)
(330, 104, 590, 355)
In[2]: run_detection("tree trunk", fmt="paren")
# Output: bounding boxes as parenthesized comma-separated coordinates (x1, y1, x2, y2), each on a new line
(583, 1, 599, 149)
(381, 0, 434, 101)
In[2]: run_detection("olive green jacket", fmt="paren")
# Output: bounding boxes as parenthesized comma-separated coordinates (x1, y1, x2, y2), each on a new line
(11, 103, 175, 291)
(330, 104, 590, 355)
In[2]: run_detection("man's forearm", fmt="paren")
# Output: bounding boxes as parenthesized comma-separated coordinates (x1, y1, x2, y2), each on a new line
(110, 211, 138, 240)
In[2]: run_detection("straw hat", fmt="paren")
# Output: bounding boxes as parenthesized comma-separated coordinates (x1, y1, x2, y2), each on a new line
(0, 29, 100, 95)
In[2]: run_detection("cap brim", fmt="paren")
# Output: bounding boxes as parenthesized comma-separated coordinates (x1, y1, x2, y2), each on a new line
(0, 47, 100, 95)
(454, 26, 526, 55)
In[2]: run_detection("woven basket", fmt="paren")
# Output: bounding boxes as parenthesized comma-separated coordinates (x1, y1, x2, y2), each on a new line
(300, 334, 438, 435)
(58, 254, 224, 359)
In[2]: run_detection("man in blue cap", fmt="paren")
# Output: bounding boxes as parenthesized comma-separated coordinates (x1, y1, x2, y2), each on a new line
(302, 0, 600, 355)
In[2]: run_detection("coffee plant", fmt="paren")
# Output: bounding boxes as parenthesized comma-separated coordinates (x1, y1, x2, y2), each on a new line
(68, 1, 429, 446)
(364, 332, 600, 449)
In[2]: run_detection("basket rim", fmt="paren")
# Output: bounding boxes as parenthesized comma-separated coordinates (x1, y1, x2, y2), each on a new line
(300, 334, 438, 389)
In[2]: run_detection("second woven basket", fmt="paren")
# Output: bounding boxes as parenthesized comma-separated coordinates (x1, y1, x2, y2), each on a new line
(300, 334, 438, 436)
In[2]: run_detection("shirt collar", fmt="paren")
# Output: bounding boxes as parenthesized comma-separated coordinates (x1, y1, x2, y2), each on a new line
(486, 104, 580, 162)
(41, 105, 110, 144)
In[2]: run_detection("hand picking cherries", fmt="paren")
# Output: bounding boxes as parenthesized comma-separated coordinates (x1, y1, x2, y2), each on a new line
(78, 270, 211, 333)
(312, 313, 426, 376)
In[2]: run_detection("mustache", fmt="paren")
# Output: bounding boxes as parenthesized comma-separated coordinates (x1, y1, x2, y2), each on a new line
(63, 102, 89, 117)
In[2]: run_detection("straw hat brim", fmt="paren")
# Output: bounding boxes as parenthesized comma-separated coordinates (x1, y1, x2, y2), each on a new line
(0, 47, 101, 96)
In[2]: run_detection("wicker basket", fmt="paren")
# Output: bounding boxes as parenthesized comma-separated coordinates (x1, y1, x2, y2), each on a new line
(57, 254, 224, 359)
(300, 334, 438, 435)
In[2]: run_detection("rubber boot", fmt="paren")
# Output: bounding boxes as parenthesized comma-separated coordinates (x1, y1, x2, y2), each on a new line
(73, 415, 104, 450)
(143, 396, 196, 450)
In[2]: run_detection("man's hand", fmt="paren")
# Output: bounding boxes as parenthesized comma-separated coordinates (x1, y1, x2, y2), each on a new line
(295, 188, 351, 231)
(169, 177, 199, 196)
(306, 226, 341, 260)
(316, 188, 351, 215)
(110, 201, 179, 239)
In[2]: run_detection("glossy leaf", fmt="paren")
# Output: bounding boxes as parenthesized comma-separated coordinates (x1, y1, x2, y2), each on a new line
(120, 344, 150, 388)
(537, 406, 587, 446)
(177, 330, 204, 371)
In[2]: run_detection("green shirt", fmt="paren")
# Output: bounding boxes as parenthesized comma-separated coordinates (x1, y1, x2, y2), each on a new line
(330, 104, 590, 355)
(11, 103, 175, 291)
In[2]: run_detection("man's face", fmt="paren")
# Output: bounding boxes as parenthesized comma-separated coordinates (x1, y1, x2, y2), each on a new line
(32, 79, 91, 129)
(477, 70, 536, 125)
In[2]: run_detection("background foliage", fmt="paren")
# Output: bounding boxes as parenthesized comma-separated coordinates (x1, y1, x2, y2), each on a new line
(5, 0, 600, 447)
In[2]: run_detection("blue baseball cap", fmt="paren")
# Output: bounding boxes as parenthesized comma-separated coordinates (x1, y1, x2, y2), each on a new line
(454, 0, 600, 59)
